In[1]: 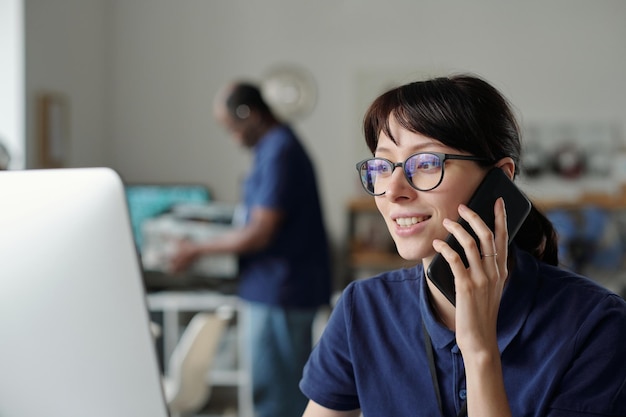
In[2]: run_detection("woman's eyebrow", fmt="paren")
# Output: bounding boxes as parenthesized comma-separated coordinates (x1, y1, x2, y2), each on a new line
(375, 142, 440, 155)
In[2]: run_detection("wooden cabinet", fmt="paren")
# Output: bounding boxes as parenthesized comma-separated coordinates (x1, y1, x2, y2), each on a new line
(529, 184, 626, 212)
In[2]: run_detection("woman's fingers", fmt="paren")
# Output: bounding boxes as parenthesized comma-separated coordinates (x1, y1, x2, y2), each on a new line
(433, 198, 509, 299)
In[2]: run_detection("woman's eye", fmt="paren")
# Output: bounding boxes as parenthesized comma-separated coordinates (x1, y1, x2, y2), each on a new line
(372, 162, 390, 174)
(415, 156, 441, 172)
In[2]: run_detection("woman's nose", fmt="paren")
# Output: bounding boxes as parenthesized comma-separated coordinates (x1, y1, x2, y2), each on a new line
(384, 167, 415, 199)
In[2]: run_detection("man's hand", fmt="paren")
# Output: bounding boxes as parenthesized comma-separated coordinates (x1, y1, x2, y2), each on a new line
(168, 239, 200, 273)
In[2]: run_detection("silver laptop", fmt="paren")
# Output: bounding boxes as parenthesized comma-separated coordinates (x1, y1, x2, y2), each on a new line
(0, 168, 169, 417)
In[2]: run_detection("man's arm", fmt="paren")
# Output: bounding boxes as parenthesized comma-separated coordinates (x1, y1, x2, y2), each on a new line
(169, 206, 282, 272)
(302, 400, 361, 417)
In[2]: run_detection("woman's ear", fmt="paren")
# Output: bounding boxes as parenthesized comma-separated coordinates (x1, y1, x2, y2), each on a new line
(495, 157, 516, 180)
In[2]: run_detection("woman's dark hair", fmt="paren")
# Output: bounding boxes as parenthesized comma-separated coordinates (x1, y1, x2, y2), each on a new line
(363, 74, 558, 265)
(225, 82, 274, 120)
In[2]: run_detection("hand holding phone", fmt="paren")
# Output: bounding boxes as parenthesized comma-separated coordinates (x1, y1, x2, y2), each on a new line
(426, 168, 531, 306)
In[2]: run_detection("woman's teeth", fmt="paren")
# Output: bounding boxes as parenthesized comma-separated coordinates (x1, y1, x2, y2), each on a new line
(395, 216, 429, 227)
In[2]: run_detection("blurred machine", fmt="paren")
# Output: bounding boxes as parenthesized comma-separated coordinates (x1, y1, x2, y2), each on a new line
(125, 184, 239, 292)
(141, 203, 239, 278)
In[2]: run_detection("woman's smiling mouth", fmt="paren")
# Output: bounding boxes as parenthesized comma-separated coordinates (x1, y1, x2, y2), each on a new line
(394, 215, 431, 227)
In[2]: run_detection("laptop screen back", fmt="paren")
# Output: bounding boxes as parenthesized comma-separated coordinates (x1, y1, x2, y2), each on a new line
(0, 168, 169, 417)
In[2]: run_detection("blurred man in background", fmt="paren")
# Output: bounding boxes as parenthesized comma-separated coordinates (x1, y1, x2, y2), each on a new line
(170, 81, 332, 417)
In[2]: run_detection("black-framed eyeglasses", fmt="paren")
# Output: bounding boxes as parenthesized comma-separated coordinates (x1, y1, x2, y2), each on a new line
(356, 152, 491, 196)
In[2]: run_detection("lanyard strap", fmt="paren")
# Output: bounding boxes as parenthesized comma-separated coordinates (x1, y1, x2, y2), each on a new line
(422, 320, 468, 417)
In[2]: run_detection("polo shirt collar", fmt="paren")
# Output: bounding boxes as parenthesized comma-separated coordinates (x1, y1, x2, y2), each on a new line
(419, 247, 540, 352)
(496, 248, 539, 352)
(418, 264, 456, 349)
(254, 124, 287, 150)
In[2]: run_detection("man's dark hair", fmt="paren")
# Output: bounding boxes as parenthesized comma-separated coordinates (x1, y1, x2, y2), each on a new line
(225, 83, 273, 120)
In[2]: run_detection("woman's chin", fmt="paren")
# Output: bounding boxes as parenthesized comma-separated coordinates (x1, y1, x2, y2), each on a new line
(395, 247, 428, 262)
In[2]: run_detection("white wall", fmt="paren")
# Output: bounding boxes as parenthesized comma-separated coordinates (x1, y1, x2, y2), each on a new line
(25, 0, 110, 168)
(0, 0, 24, 169)
(24, 0, 626, 259)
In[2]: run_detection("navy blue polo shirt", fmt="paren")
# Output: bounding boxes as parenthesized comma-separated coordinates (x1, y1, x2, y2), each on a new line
(300, 248, 626, 416)
(237, 125, 331, 309)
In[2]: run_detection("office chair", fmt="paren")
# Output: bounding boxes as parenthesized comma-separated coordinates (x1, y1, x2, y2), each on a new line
(162, 308, 232, 417)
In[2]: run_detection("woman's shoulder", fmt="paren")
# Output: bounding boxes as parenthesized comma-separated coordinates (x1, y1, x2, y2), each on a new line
(347, 265, 422, 288)
(539, 261, 623, 302)
(519, 250, 626, 321)
(331, 266, 426, 340)
(339, 265, 424, 309)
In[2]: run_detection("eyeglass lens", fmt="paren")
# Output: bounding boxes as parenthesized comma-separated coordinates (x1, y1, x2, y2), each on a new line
(358, 153, 444, 195)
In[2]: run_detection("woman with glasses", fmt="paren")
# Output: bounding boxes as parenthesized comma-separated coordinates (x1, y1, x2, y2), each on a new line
(299, 74, 626, 417)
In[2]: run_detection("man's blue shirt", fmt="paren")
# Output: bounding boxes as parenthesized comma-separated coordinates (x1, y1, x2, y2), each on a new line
(300, 248, 626, 416)
(238, 125, 331, 308)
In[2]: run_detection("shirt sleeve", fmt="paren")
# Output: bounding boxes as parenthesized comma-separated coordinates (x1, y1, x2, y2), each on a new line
(249, 133, 294, 211)
(299, 284, 361, 411)
(548, 293, 626, 416)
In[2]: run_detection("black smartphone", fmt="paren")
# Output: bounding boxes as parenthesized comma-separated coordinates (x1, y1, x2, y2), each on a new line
(426, 168, 531, 306)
